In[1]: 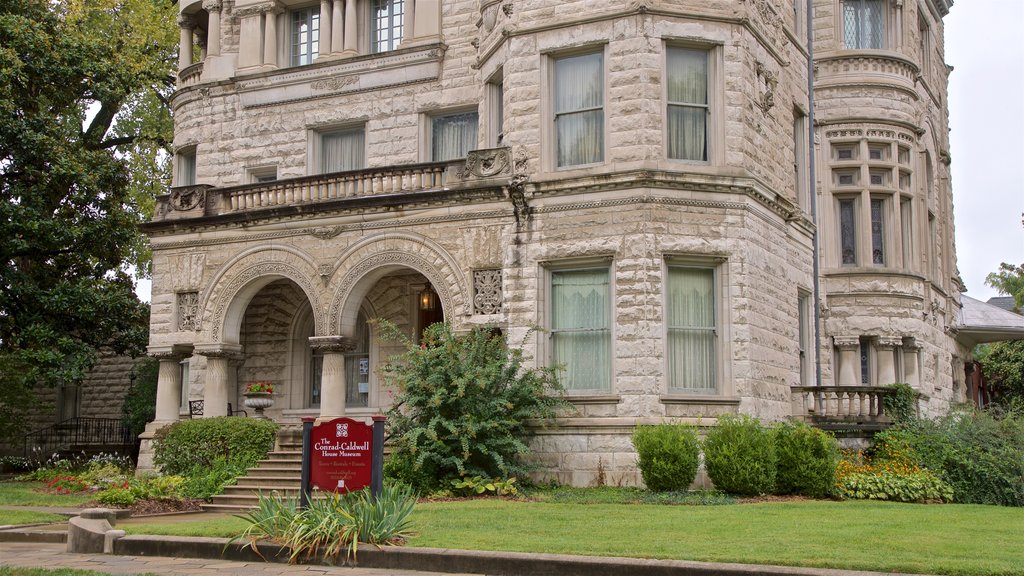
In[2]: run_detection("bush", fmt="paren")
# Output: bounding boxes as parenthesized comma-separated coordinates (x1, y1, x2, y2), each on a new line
(121, 357, 158, 438)
(773, 421, 839, 498)
(882, 383, 921, 425)
(96, 486, 136, 507)
(378, 321, 567, 492)
(178, 457, 250, 500)
(631, 423, 700, 492)
(153, 417, 277, 476)
(836, 469, 953, 503)
(703, 415, 777, 496)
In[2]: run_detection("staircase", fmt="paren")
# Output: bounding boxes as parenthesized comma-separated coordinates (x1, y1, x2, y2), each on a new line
(202, 429, 304, 513)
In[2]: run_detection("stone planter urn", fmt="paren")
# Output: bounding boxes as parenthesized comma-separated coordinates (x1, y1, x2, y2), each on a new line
(243, 392, 274, 419)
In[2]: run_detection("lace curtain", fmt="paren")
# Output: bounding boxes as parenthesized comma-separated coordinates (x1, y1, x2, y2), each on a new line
(321, 129, 365, 173)
(551, 269, 610, 391)
(555, 53, 604, 167)
(667, 47, 708, 161)
(666, 267, 716, 392)
(432, 112, 479, 161)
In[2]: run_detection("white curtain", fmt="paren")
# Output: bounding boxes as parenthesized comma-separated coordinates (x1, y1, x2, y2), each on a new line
(321, 129, 365, 173)
(432, 112, 479, 161)
(555, 52, 604, 167)
(666, 267, 716, 392)
(667, 47, 708, 161)
(551, 269, 610, 391)
(177, 151, 195, 186)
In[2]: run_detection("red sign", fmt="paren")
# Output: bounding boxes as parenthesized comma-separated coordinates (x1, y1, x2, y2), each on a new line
(309, 417, 373, 493)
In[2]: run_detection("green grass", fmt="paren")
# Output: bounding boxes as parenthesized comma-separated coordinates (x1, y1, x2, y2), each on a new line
(119, 497, 1024, 576)
(0, 482, 94, 507)
(0, 509, 66, 525)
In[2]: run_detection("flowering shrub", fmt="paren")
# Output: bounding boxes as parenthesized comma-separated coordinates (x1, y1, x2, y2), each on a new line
(45, 475, 90, 494)
(834, 447, 953, 503)
(244, 381, 274, 394)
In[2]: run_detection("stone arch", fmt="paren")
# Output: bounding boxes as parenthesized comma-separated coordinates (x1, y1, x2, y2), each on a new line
(326, 232, 469, 336)
(199, 246, 326, 343)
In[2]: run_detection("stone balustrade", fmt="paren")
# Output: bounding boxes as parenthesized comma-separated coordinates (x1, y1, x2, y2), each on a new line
(178, 61, 204, 87)
(791, 385, 896, 430)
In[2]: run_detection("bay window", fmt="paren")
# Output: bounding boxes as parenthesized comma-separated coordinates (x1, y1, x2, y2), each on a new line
(666, 47, 709, 161)
(554, 51, 604, 167)
(550, 268, 611, 392)
(666, 266, 717, 393)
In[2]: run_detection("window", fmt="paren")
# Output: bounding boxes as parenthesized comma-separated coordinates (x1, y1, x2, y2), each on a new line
(793, 110, 809, 210)
(431, 111, 479, 161)
(900, 197, 913, 268)
(320, 128, 365, 173)
(248, 166, 277, 184)
(798, 292, 812, 386)
(550, 268, 611, 392)
(290, 7, 320, 66)
(309, 354, 322, 407)
(56, 384, 80, 422)
(839, 198, 858, 265)
(834, 144, 857, 161)
(870, 197, 886, 265)
(919, 13, 932, 77)
(371, 0, 404, 53)
(666, 266, 717, 392)
(834, 169, 858, 186)
(344, 310, 371, 408)
(488, 77, 504, 147)
(554, 51, 604, 167)
(843, 0, 886, 49)
(176, 148, 196, 186)
(666, 47, 709, 161)
(179, 358, 190, 411)
(859, 336, 873, 385)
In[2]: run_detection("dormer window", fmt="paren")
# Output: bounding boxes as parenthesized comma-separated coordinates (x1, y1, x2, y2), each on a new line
(371, 0, 404, 53)
(290, 7, 320, 66)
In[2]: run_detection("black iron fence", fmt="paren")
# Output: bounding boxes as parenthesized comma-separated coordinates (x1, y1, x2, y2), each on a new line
(23, 417, 138, 460)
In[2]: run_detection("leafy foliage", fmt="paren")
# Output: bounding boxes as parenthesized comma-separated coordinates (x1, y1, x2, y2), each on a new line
(702, 415, 777, 496)
(378, 321, 567, 492)
(450, 476, 519, 496)
(772, 421, 839, 498)
(0, 0, 176, 442)
(978, 340, 1024, 403)
(882, 383, 921, 425)
(121, 357, 158, 438)
(153, 417, 278, 476)
(985, 262, 1024, 312)
(631, 423, 700, 492)
(836, 470, 952, 503)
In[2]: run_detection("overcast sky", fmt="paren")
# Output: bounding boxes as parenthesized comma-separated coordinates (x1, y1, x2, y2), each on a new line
(946, 0, 1024, 301)
(133, 1, 1024, 305)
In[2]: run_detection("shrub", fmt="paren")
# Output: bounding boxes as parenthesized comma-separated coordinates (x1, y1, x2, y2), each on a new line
(702, 415, 777, 496)
(121, 357, 158, 438)
(178, 457, 249, 500)
(378, 321, 567, 492)
(837, 469, 953, 503)
(96, 486, 136, 507)
(882, 383, 921, 425)
(450, 476, 519, 496)
(631, 423, 700, 492)
(773, 421, 839, 498)
(153, 416, 277, 476)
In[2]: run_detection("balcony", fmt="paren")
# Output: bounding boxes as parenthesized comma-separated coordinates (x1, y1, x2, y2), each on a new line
(814, 52, 919, 95)
(791, 385, 897, 432)
(151, 147, 518, 224)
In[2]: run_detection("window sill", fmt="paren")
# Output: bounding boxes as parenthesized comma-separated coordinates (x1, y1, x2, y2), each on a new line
(564, 394, 620, 405)
(660, 395, 740, 405)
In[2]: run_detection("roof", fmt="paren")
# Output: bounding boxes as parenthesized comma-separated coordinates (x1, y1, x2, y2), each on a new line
(955, 294, 1024, 347)
(986, 296, 1019, 314)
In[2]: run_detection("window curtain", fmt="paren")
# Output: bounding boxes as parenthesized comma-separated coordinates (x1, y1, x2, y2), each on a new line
(291, 8, 320, 66)
(666, 267, 716, 392)
(177, 152, 196, 186)
(321, 129, 365, 173)
(343, 311, 370, 407)
(432, 112, 479, 161)
(555, 53, 604, 167)
(667, 47, 708, 161)
(551, 269, 610, 391)
(843, 0, 884, 49)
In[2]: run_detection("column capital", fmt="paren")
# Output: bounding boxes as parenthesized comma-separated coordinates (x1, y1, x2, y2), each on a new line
(833, 336, 860, 350)
(147, 344, 193, 360)
(202, 0, 223, 12)
(875, 337, 903, 350)
(193, 342, 245, 359)
(309, 335, 358, 353)
(234, 1, 280, 18)
(177, 14, 197, 29)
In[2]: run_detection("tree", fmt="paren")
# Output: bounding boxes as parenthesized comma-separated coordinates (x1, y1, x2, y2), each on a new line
(985, 262, 1024, 313)
(0, 0, 177, 441)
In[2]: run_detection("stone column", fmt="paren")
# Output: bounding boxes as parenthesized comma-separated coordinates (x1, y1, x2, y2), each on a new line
(409, 0, 441, 46)
(319, 0, 333, 55)
(204, 0, 222, 56)
(310, 336, 357, 420)
(875, 337, 901, 386)
(195, 343, 243, 418)
(343, 0, 358, 55)
(331, 0, 344, 55)
(835, 337, 860, 387)
(236, 5, 265, 70)
(902, 340, 921, 388)
(405, 0, 416, 41)
(263, 6, 280, 68)
(151, 350, 184, 423)
(177, 15, 196, 70)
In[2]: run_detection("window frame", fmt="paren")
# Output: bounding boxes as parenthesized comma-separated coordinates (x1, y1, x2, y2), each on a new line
(309, 124, 366, 175)
(548, 47, 607, 170)
(426, 108, 480, 162)
(798, 291, 813, 386)
(664, 264, 719, 394)
(664, 45, 712, 163)
(841, 0, 888, 50)
(289, 5, 321, 67)
(370, 0, 405, 54)
(838, 196, 859, 266)
(793, 108, 809, 210)
(175, 146, 196, 187)
(543, 260, 614, 394)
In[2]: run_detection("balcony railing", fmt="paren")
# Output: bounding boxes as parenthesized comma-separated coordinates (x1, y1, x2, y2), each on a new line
(178, 61, 204, 87)
(791, 386, 896, 430)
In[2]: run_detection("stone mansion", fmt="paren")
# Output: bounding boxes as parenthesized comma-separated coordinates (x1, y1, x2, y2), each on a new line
(140, 0, 965, 484)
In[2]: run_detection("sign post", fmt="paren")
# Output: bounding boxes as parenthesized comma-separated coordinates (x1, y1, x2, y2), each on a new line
(300, 415, 386, 509)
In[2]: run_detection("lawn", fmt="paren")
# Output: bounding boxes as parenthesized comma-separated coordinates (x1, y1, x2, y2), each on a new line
(122, 497, 1024, 576)
(0, 482, 94, 507)
(0, 509, 66, 526)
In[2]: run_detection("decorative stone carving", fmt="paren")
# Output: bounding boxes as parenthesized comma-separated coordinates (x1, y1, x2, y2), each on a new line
(206, 261, 325, 340)
(309, 226, 344, 239)
(507, 148, 531, 225)
(202, 0, 223, 11)
(233, 2, 277, 18)
(502, 3, 514, 16)
(177, 14, 197, 29)
(309, 336, 358, 353)
(473, 270, 503, 315)
(169, 253, 207, 291)
(755, 61, 778, 115)
(169, 186, 206, 211)
(310, 76, 358, 91)
(457, 147, 514, 180)
(177, 292, 200, 331)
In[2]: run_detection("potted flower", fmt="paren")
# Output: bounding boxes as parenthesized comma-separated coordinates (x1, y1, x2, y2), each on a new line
(243, 381, 275, 418)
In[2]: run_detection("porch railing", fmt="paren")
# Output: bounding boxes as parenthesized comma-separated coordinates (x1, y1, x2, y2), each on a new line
(791, 386, 896, 429)
(23, 417, 138, 459)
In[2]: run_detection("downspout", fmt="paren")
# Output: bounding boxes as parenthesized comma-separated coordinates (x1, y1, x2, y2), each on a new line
(807, 0, 823, 387)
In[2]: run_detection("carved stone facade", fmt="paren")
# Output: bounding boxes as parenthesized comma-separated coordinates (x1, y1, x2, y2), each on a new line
(143, 0, 963, 484)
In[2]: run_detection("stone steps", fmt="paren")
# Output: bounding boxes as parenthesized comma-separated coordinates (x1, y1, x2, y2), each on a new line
(202, 448, 304, 512)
